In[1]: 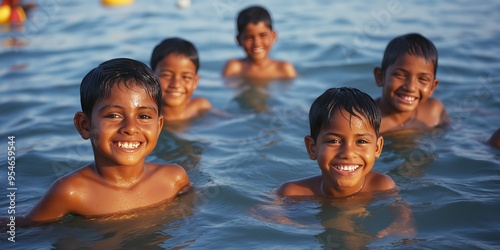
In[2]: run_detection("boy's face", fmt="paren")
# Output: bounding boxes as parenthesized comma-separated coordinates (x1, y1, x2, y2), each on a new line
(237, 21, 276, 62)
(154, 53, 199, 108)
(305, 109, 383, 190)
(375, 54, 438, 113)
(76, 83, 163, 167)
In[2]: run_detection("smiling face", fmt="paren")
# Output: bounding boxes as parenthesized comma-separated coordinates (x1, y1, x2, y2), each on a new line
(375, 53, 438, 113)
(77, 83, 163, 168)
(154, 53, 199, 109)
(237, 21, 276, 62)
(305, 109, 383, 196)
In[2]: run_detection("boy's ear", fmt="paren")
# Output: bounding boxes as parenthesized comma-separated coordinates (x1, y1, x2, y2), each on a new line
(236, 35, 242, 46)
(271, 30, 277, 43)
(193, 74, 199, 90)
(157, 115, 164, 136)
(428, 78, 439, 96)
(375, 136, 384, 158)
(304, 135, 317, 160)
(74, 112, 91, 140)
(373, 67, 384, 87)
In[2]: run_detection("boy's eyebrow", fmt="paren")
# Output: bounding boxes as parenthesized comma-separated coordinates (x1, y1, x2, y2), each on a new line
(137, 105, 158, 113)
(393, 67, 433, 76)
(355, 133, 375, 138)
(98, 105, 158, 113)
(323, 132, 375, 138)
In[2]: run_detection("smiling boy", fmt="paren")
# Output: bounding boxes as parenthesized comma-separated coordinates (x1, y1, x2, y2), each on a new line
(25, 58, 190, 222)
(151, 37, 211, 122)
(278, 87, 395, 198)
(373, 33, 449, 134)
(222, 5, 297, 80)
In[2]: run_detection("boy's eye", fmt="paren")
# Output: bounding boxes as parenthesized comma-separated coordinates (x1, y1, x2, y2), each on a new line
(182, 75, 193, 81)
(357, 139, 369, 144)
(392, 72, 405, 78)
(105, 113, 121, 119)
(326, 139, 340, 144)
(419, 77, 430, 83)
(138, 114, 152, 119)
(160, 73, 173, 79)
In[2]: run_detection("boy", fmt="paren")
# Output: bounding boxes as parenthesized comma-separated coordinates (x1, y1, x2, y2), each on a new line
(150, 37, 211, 122)
(222, 5, 297, 80)
(26, 58, 190, 222)
(373, 33, 449, 134)
(274, 87, 413, 238)
(278, 87, 395, 198)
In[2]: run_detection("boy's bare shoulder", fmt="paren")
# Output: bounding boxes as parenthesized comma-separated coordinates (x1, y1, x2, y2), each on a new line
(192, 97, 212, 111)
(222, 59, 244, 77)
(419, 97, 448, 125)
(277, 176, 321, 197)
(421, 97, 445, 113)
(275, 60, 297, 79)
(365, 171, 396, 192)
(26, 166, 96, 222)
(146, 163, 190, 192)
(50, 166, 96, 194)
(147, 163, 187, 177)
(488, 129, 500, 148)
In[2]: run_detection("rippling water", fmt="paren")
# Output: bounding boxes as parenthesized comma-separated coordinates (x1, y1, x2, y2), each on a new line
(1, 0, 499, 249)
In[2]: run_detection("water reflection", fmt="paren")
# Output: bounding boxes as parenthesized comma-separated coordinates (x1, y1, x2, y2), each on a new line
(382, 128, 446, 177)
(225, 77, 291, 113)
(153, 130, 204, 171)
(48, 191, 197, 249)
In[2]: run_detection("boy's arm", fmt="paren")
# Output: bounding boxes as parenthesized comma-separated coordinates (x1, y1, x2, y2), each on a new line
(26, 178, 78, 223)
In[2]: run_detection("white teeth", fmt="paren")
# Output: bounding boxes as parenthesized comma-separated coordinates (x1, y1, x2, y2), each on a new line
(334, 165, 360, 172)
(253, 47, 263, 53)
(167, 91, 182, 97)
(401, 95, 416, 103)
(116, 142, 140, 149)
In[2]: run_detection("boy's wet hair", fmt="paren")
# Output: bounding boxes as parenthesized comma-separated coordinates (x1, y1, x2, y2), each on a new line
(237, 5, 272, 36)
(150, 37, 199, 72)
(80, 58, 162, 118)
(381, 33, 438, 76)
(309, 87, 381, 141)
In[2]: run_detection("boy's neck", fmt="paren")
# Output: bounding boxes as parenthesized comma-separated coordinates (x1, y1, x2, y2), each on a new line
(321, 178, 365, 198)
(161, 103, 190, 121)
(91, 162, 146, 188)
(376, 98, 417, 125)
(246, 57, 273, 67)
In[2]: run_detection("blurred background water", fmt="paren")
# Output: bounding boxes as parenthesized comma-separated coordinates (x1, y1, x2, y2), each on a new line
(0, 0, 499, 249)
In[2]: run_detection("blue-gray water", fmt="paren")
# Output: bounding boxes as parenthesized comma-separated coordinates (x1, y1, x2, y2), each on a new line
(1, 0, 499, 249)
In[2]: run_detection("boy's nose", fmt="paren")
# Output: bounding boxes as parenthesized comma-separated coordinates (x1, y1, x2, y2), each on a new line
(168, 76, 181, 88)
(403, 77, 418, 91)
(338, 143, 356, 159)
(253, 37, 262, 46)
(120, 116, 138, 135)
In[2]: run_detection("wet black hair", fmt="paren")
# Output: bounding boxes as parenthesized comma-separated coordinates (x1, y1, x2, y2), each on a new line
(150, 37, 199, 72)
(80, 58, 162, 117)
(381, 33, 438, 76)
(236, 5, 273, 36)
(309, 87, 381, 141)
